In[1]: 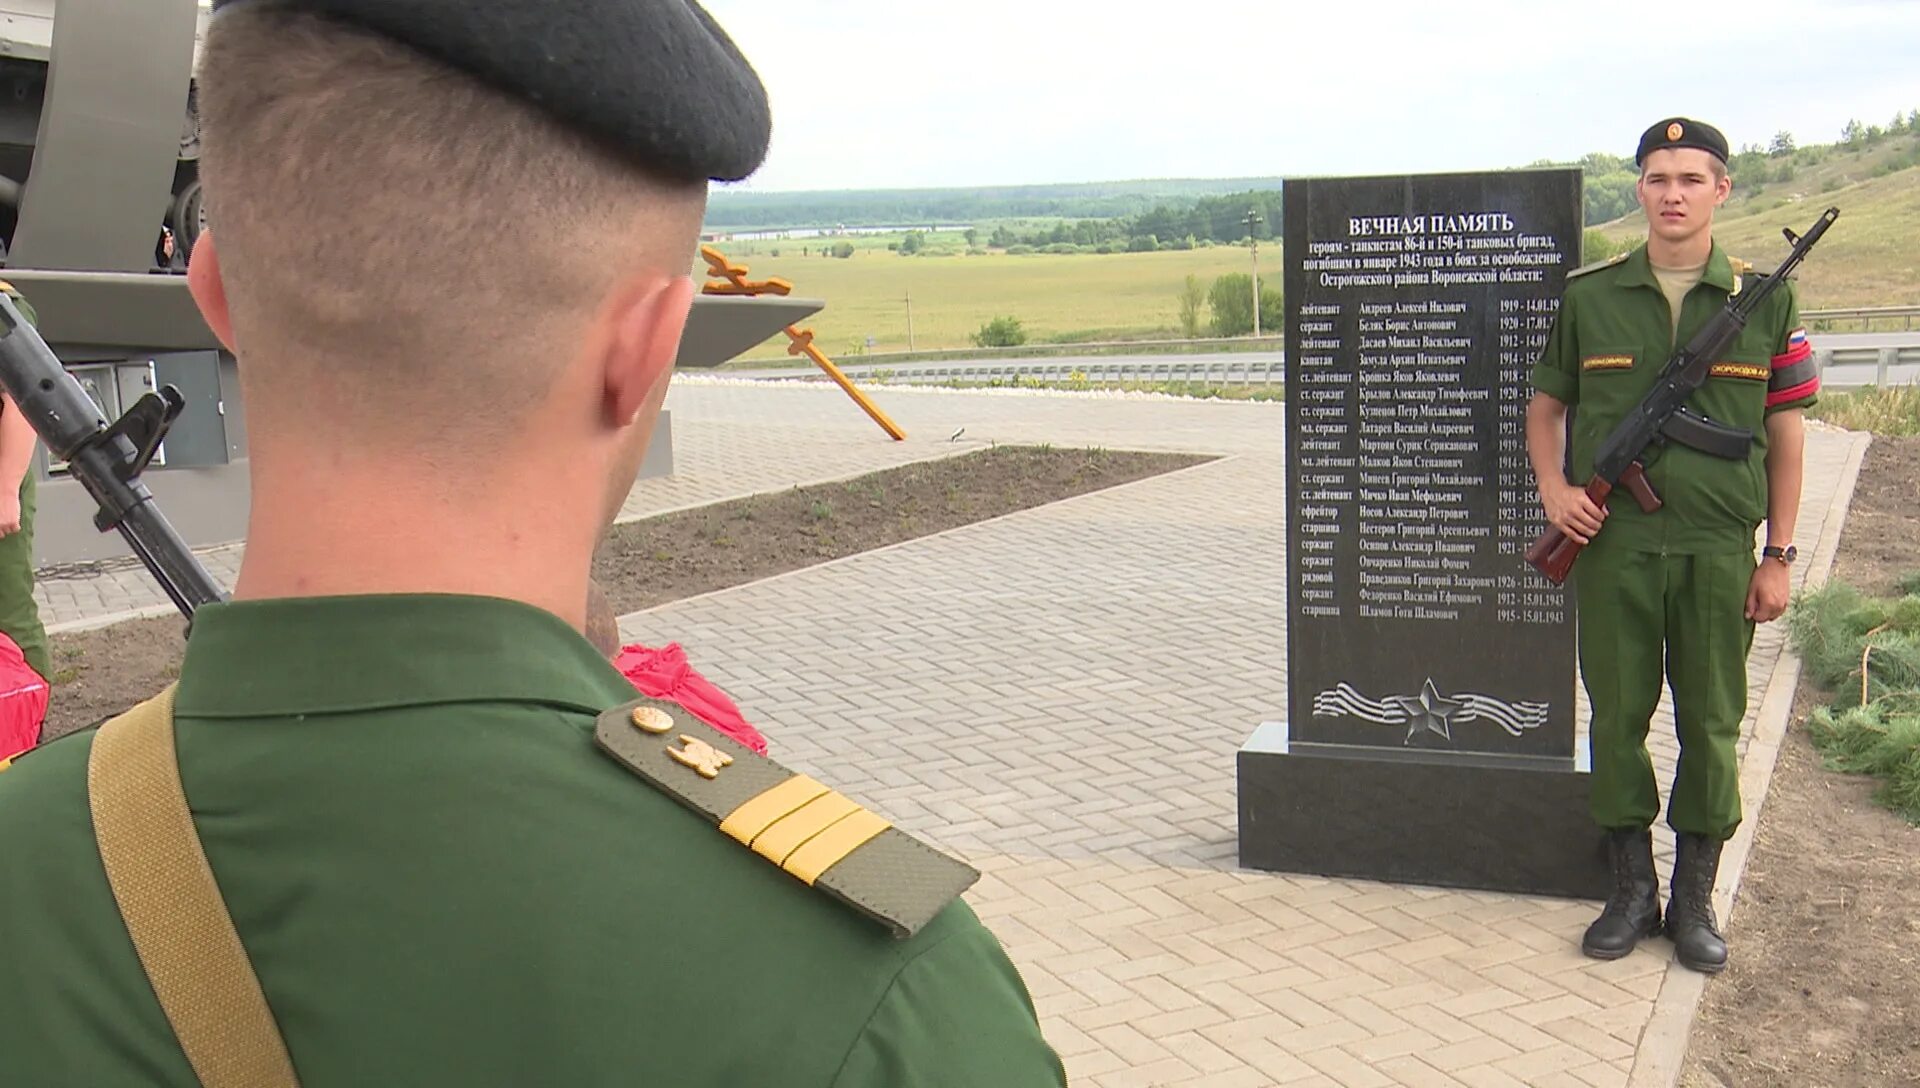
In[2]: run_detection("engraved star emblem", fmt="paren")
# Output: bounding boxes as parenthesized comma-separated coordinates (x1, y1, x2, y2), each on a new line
(1389, 678, 1464, 744)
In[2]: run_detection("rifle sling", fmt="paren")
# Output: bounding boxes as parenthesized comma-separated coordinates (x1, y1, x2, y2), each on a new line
(86, 684, 303, 1088)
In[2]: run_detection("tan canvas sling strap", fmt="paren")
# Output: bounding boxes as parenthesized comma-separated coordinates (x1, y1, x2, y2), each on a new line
(87, 683, 304, 1088)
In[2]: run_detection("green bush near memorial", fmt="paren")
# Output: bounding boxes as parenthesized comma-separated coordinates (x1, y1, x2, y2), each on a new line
(1787, 572, 1920, 823)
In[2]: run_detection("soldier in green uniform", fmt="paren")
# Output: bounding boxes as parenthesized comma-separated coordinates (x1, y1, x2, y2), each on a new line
(0, 282, 50, 684)
(1526, 118, 1818, 974)
(0, 2, 1066, 1085)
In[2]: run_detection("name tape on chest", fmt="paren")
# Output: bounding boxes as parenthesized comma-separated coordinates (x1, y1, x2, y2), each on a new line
(1708, 362, 1769, 382)
(594, 698, 979, 939)
(1582, 354, 1635, 372)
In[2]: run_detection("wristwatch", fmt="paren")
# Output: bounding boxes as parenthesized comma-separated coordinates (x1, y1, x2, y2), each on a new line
(1762, 544, 1797, 566)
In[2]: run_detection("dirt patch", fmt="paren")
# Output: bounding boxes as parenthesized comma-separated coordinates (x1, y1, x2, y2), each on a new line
(39, 615, 188, 743)
(1815, 432, 1920, 599)
(1681, 433, 1920, 1088)
(588, 444, 1208, 614)
(37, 444, 1208, 743)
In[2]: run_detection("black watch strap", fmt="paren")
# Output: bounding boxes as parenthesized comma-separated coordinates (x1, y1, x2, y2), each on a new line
(1762, 544, 1797, 564)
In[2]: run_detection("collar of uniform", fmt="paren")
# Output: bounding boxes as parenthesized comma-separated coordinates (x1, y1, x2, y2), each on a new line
(1617, 240, 1735, 293)
(173, 593, 639, 719)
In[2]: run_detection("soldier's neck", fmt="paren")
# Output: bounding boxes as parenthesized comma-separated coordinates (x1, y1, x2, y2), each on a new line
(230, 444, 599, 632)
(1646, 230, 1713, 271)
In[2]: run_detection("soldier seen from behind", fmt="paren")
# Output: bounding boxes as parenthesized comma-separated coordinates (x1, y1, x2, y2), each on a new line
(0, 1, 1066, 1084)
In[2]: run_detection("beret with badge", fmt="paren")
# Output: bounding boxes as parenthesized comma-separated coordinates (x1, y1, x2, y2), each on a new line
(207, 0, 772, 182)
(1636, 116, 1729, 168)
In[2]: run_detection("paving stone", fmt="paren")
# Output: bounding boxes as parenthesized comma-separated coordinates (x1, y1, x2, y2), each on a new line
(29, 378, 1866, 1085)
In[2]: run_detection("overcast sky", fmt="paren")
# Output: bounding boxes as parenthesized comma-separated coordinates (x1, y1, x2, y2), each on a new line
(699, 0, 1920, 193)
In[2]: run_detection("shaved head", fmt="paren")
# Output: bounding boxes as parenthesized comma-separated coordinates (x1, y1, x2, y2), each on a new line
(194, 4, 707, 442)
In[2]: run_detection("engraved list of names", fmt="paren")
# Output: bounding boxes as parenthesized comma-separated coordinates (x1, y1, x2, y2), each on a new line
(1283, 169, 1581, 759)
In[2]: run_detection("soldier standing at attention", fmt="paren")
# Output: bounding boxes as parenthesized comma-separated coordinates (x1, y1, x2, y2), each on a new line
(0, 2, 1066, 1086)
(1525, 117, 1817, 974)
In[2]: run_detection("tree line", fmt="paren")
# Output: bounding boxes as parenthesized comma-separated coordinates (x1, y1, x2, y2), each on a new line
(733, 109, 1920, 262)
(983, 190, 1286, 252)
(705, 177, 1288, 231)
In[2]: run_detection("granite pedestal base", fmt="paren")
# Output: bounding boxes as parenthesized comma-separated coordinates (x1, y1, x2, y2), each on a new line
(1238, 722, 1613, 901)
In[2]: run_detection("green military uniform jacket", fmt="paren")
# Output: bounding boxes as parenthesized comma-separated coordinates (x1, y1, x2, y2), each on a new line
(1529, 241, 1819, 555)
(0, 594, 1066, 1086)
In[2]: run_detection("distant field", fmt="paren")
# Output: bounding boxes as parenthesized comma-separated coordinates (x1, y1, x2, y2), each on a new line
(704, 139, 1920, 363)
(702, 239, 1275, 360)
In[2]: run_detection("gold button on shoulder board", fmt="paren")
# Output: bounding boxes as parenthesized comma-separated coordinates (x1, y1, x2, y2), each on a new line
(631, 706, 674, 734)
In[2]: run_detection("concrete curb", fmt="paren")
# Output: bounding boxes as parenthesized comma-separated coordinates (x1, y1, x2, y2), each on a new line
(45, 603, 182, 636)
(1627, 429, 1874, 1088)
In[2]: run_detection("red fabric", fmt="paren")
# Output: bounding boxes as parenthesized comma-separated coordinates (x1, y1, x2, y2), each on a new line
(1771, 341, 1814, 368)
(612, 642, 768, 755)
(0, 632, 48, 763)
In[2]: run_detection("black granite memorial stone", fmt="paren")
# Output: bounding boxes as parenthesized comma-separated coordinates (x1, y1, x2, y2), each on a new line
(1238, 168, 1611, 900)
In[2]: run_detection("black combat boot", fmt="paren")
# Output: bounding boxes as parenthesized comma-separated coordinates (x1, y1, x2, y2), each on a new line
(1666, 833, 1729, 973)
(1581, 827, 1662, 959)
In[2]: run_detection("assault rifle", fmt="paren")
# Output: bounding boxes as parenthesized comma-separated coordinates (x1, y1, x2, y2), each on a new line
(0, 291, 226, 619)
(1525, 206, 1840, 586)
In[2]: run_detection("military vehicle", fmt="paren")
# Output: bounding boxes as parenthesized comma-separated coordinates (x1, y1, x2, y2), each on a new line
(0, 0, 206, 267)
(0, 0, 818, 566)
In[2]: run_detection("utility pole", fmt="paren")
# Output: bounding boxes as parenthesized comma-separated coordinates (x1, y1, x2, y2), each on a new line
(1244, 209, 1264, 338)
(906, 286, 915, 351)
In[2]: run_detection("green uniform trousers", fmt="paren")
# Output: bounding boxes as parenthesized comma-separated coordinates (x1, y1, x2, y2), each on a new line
(1573, 536, 1754, 841)
(0, 469, 50, 682)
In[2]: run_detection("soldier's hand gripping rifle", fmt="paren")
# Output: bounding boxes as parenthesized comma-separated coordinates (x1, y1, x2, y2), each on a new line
(1524, 206, 1839, 586)
(0, 292, 226, 619)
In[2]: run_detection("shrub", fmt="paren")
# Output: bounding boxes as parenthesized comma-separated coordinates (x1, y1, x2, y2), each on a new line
(971, 316, 1028, 348)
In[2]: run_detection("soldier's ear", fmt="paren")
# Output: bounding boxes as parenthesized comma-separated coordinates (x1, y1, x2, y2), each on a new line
(186, 231, 237, 354)
(600, 272, 693, 427)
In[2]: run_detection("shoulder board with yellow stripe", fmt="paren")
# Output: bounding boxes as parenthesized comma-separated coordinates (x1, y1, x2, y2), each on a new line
(594, 696, 979, 939)
(1566, 250, 1630, 281)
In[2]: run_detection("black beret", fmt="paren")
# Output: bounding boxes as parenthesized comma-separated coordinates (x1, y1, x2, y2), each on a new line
(208, 0, 772, 182)
(1636, 117, 1729, 167)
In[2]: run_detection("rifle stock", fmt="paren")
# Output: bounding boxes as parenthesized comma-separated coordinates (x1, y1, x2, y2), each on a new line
(1524, 461, 1658, 585)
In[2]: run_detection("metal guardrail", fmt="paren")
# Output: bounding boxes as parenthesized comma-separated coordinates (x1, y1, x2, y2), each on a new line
(837, 345, 1915, 391)
(849, 333, 1286, 364)
(825, 307, 1913, 365)
(1803, 305, 1920, 331)
(1814, 344, 1920, 387)
(846, 356, 1284, 387)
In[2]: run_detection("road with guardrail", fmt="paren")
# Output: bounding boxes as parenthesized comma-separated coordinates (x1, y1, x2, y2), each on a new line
(728, 330, 1920, 392)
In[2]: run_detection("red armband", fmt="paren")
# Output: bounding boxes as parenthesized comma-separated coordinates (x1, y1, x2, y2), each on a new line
(1766, 327, 1818, 407)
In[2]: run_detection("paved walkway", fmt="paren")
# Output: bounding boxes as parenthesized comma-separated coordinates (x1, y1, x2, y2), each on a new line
(32, 376, 1871, 1087)
(33, 392, 986, 632)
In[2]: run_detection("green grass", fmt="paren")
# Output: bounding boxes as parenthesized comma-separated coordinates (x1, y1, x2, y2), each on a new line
(704, 135, 1920, 365)
(1807, 386, 1920, 436)
(699, 239, 1281, 362)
